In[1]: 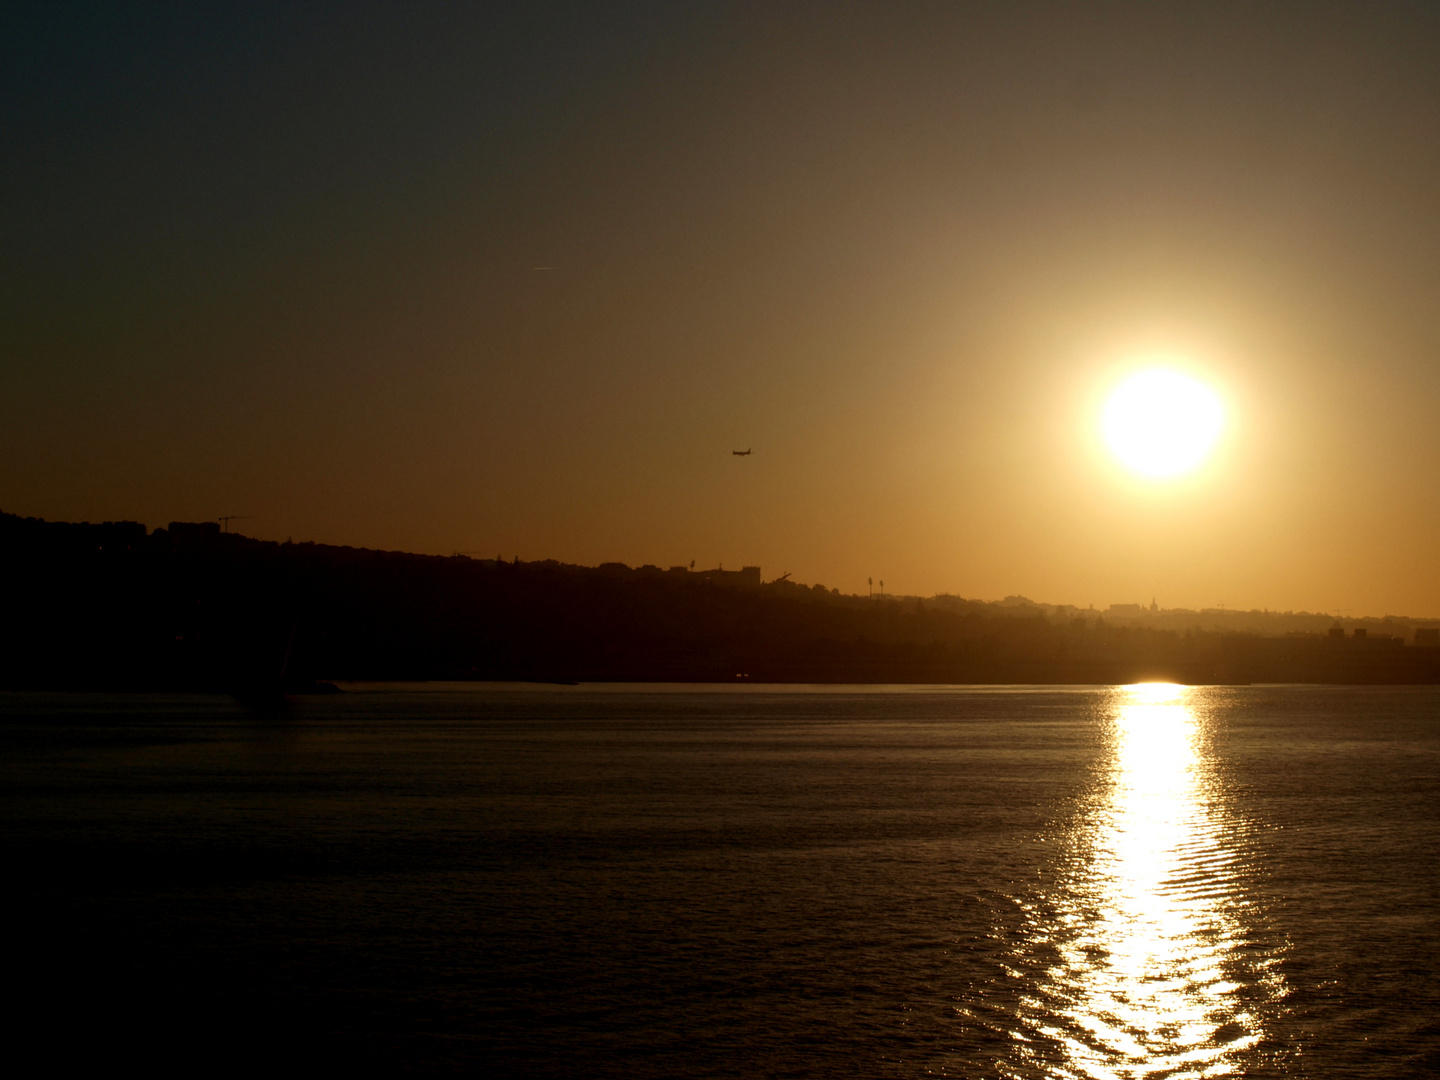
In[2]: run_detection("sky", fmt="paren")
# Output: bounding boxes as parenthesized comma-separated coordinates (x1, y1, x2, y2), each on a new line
(4, 1, 1440, 616)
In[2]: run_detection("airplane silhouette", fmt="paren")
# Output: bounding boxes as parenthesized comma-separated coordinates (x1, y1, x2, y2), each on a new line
(732, 448, 752, 456)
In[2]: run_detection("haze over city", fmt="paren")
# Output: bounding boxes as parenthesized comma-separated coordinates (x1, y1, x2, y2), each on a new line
(5, 2, 1440, 616)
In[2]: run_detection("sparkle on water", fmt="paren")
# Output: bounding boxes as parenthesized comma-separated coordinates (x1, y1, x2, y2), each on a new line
(1101, 370, 1226, 478)
(1009, 683, 1283, 1078)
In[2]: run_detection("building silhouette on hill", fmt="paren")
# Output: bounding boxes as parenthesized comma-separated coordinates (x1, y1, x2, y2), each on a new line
(2, 509, 1438, 690)
(694, 565, 762, 588)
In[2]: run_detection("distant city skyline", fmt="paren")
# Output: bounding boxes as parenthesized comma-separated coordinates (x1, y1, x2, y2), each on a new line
(8, 506, 1439, 628)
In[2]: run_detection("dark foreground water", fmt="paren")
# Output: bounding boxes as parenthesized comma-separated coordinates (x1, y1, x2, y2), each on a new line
(4, 684, 1438, 1077)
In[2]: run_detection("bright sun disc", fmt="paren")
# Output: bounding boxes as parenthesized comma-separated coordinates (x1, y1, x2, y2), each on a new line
(1102, 369, 1225, 478)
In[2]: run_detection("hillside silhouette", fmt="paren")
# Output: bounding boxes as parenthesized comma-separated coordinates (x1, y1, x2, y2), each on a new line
(2, 511, 1437, 690)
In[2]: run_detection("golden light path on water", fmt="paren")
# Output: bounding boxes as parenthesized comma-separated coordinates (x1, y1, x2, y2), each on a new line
(1007, 684, 1284, 1078)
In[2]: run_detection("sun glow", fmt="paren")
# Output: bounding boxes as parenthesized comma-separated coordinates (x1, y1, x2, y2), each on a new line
(1102, 369, 1226, 478)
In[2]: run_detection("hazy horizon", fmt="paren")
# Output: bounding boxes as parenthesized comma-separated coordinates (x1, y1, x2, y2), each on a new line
(12, 506, 1440, 626)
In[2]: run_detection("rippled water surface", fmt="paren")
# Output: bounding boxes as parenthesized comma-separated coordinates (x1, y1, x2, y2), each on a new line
(4, 685, 1438, 1076)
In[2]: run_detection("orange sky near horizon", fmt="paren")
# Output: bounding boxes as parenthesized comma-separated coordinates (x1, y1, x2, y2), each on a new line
(4, 3, 1439, 617)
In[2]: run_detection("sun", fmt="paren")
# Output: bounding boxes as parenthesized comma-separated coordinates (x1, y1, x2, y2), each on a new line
(1101, 369, 1225, 478)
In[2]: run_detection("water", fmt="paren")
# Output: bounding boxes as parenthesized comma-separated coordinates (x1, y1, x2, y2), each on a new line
(4, 684, 1438, 1076)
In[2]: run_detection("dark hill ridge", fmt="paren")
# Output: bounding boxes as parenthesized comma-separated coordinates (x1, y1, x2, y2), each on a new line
(2, 511, 1437, 689)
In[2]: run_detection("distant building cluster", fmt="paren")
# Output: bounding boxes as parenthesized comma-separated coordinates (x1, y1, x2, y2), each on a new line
(1106, 600, 1160, 615)
(1089, 597, 1440, 648)
(676, 565, 762, 589)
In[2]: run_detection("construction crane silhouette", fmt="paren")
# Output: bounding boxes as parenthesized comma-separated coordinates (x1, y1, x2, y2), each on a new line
(218, 516, 253, 533)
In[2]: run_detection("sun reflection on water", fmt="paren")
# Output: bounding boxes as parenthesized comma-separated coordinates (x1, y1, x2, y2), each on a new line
(1007, 684, 1280, 1078)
